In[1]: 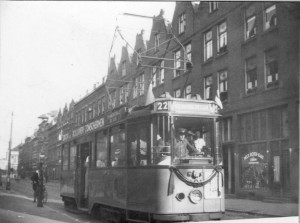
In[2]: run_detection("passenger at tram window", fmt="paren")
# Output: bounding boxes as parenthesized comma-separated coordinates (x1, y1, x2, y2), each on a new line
(139, 137, 147, 166)
(155, 134, 171, 165)
(187, 130, 195, 144)
(84, 156, 90, 168)
(96, 151, 107, 167)
(194, 130, 206, 153)
(174, 128, 198, 158)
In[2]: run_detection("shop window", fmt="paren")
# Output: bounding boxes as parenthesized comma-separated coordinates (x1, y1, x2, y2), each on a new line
(178, 13, 186, 34)
(110, 125, 126, 167)
(204, 75, 213, 100)
(96, 131, 107, 168)
(218, 70, 228, 102)
(204, 30, 213, 61)
(245, 56, 257, 94)
(239, 143, 268, 189)
(265, 48, 278, 88)
(217, 21, 227, 54)
(245, 4, 256, 40)
(264, 4, 277, 30)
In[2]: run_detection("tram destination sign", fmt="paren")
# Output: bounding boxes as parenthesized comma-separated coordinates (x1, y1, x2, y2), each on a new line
(154, 100, 218, 115)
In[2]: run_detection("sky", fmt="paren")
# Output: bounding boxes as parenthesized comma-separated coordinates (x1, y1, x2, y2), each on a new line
(0, 1, 175, 159)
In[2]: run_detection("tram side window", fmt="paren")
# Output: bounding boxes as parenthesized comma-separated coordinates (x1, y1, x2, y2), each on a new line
(96, 131, 108, 168)
(69, 145, 76, 170)
(110, 125, 126, 167)
(128, 123, 149, 166)
(151, 115, 171, 165)
(62, 144, 70, 170)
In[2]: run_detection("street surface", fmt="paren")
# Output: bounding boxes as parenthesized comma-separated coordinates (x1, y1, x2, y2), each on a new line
(0, 177, 296, 222)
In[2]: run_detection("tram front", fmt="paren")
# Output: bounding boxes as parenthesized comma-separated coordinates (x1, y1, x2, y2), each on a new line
(150, 98, 224, 221)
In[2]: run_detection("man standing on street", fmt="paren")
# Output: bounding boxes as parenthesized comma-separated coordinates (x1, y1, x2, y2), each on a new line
(30, 170, 39, 202)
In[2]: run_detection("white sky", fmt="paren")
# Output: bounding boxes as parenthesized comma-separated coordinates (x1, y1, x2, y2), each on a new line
(0, 1, 175, 158)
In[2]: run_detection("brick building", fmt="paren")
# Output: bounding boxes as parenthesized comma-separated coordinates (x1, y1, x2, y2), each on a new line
(17, 2, 299, 201)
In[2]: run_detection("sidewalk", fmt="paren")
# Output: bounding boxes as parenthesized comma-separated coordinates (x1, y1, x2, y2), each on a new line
(226, 197, 298, 217)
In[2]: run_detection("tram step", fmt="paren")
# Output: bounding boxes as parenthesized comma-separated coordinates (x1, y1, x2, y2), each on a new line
(263, 197, 291, 203)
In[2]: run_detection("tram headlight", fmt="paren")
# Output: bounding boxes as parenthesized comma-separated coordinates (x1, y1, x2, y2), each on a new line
(188, 189, 202, 204)
(176, 192, 185, 201)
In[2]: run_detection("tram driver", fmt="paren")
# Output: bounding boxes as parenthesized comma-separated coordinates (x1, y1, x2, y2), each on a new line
(174, 128, 198, 158)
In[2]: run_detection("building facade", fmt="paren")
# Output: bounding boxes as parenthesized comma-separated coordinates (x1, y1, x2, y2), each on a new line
(17, 2, 300, 200)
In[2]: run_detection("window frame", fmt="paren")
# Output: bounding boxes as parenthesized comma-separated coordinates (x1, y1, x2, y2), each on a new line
(245, 56, 258, 93)
(174, 49, 181, 77)
(217, 21, 227, 54)
(265, 48, 279, 88)
(209, 2, 218, 13)
(204, 75, 213, 100)
(218, 70, 228, 102)
(204, 30, 213, 61)
(264, 4, 277, 30)
(178, 13, 186, 34)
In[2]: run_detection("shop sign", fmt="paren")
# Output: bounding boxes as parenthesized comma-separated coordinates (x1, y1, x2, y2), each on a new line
(243, 152, 264, 164)
(107, 110, 121, 124)
(62, 133, 71, 141)
(71, 118, 105, 139)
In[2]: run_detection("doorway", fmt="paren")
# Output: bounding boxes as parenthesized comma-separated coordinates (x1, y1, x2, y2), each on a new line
(222, 144, 235, 194)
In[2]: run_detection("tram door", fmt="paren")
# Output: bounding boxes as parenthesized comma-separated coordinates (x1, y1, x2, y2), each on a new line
(77, 142, 90, 208)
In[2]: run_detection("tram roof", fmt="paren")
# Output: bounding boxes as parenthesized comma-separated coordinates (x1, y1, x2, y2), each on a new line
(127, 98, 221, 119)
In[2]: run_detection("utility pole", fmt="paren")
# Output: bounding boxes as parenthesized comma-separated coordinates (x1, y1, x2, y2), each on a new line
(6, 112, 13, 190)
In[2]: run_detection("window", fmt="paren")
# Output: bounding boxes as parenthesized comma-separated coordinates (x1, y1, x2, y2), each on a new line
(119, 86, 124, 105)
(128, 122, 149, 166)
(62, 144, 69, 170)
(124, 83, 129, 103)
(184, 85, 192, 99)
(121, 61, 126, 76)
(138, 73, 145, 96)
(265, 48, 278, 87)
(108, 91, 116, 109)
(69, 145, 76, 170)
(93, 102, 97, 118)
(204, 75, 213, 100)
(209, 2, 218, 13)
(153, 61, 165, 87)
(217, 21, 227, 53)
(154, 33, 160, 51)
(98, 97, 104, 115)
(174, 88, 181, 98)
(245, 5, 256, 39)
(174, 49, 181, 77)
(264, 4, 277, 30)
(184, 43, 192, 70)
(204, 30, 213, 61)
(245, 57, 257, 93)
(96, 131, 107, 167)
(133, 78, 138, 98)
(218, 70, 228, 101)
(178, 13, 186, 34)
(110, 125, 126, 167)
(136, 49, 141, 66)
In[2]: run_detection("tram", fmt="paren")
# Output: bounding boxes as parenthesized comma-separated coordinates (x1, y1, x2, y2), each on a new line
(60, 97, 224, 222)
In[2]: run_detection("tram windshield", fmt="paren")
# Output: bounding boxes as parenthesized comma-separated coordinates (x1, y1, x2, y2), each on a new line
(152, 115, 214, 165)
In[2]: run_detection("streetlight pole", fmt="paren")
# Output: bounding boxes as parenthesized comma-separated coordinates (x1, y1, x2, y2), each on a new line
(6, 112, 13, 190)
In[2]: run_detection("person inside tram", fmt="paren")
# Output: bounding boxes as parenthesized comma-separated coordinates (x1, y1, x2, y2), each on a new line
(174, 128, 198, 158)
(193, 130, 206, 154)
(155, 134, 171, 165)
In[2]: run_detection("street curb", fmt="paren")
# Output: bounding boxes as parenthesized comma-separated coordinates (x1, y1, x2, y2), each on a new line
(226, 208, 284, 218)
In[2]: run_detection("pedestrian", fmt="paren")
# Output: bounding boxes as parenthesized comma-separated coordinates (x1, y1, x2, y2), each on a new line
(31, 170, 39, 202)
